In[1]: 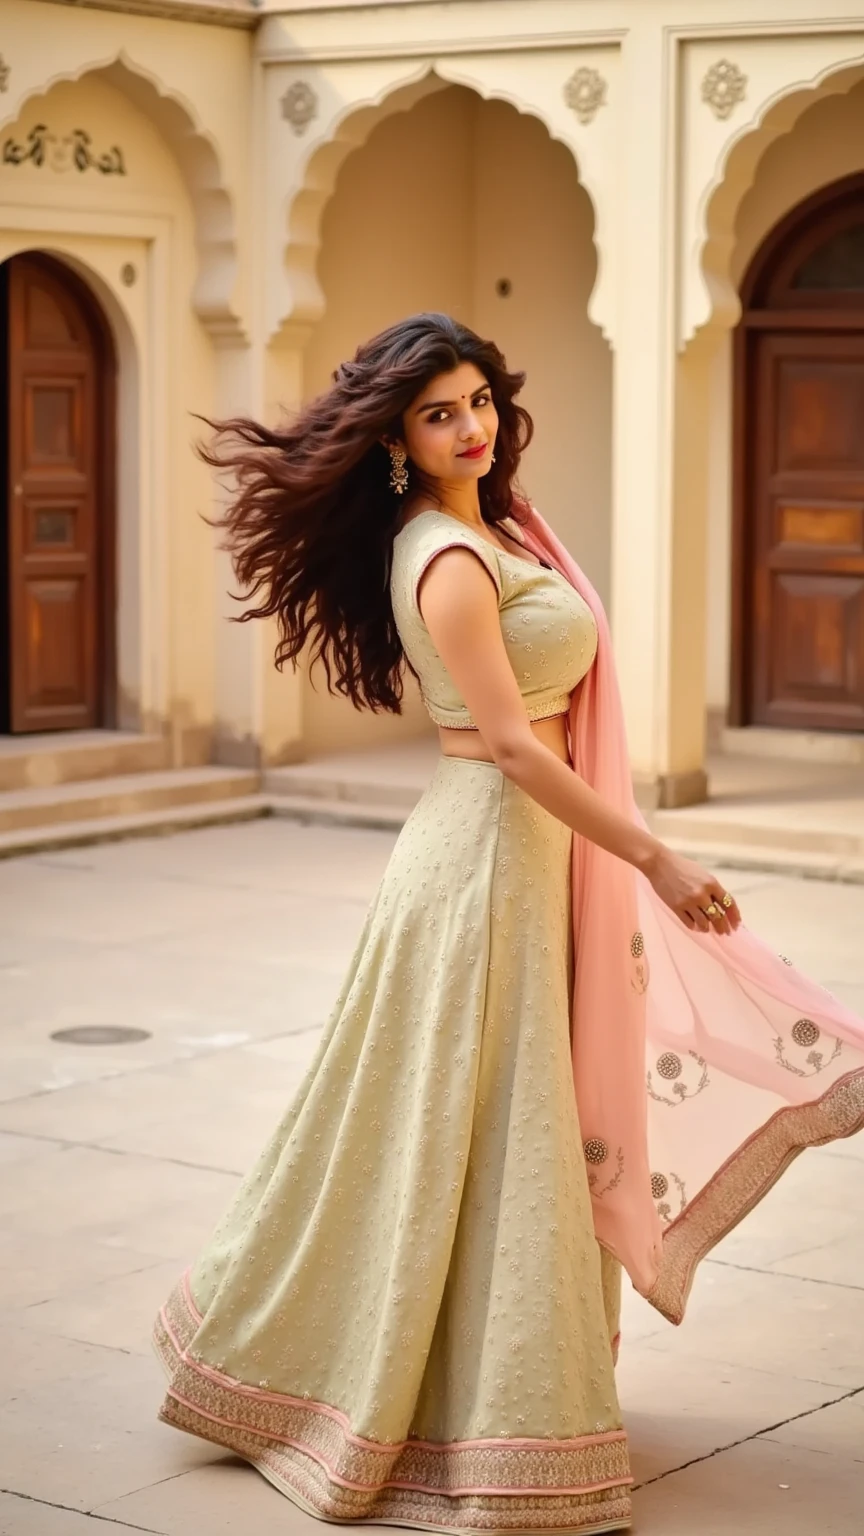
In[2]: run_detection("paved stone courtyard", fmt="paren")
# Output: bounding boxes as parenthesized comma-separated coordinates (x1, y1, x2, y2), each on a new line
(0, 818, 862, 1536)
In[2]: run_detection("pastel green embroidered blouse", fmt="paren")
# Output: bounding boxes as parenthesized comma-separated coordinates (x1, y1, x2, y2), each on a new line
(390, 510, 598, 730)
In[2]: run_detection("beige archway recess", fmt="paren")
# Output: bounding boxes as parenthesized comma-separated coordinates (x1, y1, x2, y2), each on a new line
(273, 56, 614, 347)
(277, 70, 446, 342)
(685, 52, 864, 345)
(273, 73, 611, 759)
(0, 53, 243, 342)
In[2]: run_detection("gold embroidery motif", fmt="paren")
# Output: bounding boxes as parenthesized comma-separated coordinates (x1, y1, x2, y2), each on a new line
(587, 1146, 625, 1200)
(774, 1022, 841, 1078)
(647, 1050, 710, 1106)
(791, 1019, 820, 1048)
(583, 1137, 608, 1165)
(630, 932, 644, 959)
(648, 1070, 864, 1325)
(651, 1170, 686, 1224)
(656, 1052, 682, 1080)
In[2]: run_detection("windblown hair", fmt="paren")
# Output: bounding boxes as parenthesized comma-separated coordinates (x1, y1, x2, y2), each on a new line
(203, 312, 534, 713)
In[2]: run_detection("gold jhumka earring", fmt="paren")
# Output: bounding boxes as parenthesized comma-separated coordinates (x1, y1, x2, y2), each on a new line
(389, 444, 409, 495)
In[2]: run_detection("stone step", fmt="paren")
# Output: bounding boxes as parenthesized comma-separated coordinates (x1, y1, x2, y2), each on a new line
(269, 793, 408, 833)
(0, 730, 171, 793)
(0, 794, 270, 861)
(0, 766, 261, 836)
(657, 835, 864, 886)
(269, 797, 864, 883)
(652, 807, 864, 860)
(720, 726, 864, 766)
(264, 747, 433, 813)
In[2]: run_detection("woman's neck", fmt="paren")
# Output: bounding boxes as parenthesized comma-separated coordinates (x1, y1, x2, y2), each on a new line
(414, 480, 484, 529)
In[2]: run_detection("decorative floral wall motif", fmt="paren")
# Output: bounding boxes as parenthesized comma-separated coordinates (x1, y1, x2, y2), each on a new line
(281, 81, 318, 137)
(701, 59, 747, 120)
(563, 67, 607, 125)
(2, 124, 126, 175)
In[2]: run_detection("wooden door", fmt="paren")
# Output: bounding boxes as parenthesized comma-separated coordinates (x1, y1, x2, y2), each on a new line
(750, 332, 864, 730)
(5, 254, 110, 732)
(734, 174, 864, 732)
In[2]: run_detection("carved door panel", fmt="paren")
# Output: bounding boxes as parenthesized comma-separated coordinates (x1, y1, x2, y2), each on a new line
(751, 332, 864, 730)
(735, 175, 864, 732)
(5, 254, 105, 732)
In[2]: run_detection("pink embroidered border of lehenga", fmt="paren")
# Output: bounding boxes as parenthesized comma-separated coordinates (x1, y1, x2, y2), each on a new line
(519, 506, 864, 1323)
(155, 1272, 633, 1532)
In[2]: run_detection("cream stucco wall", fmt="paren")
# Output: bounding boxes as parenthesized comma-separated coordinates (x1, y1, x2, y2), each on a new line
(5, 0, 864, 798)
(300, 85, 610, 754)
(0, 68, 221, 759)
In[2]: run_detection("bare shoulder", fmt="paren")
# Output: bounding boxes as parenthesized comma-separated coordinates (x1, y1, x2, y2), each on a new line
(417, 542, 499, 612)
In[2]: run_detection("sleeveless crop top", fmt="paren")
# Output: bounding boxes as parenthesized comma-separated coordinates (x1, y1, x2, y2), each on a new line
(390, 510, 598, 730)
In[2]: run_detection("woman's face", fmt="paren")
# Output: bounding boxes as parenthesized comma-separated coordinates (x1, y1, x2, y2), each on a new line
(398, 362, 498, 485)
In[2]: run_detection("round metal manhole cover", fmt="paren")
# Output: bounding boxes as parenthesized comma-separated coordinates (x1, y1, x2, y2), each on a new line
(50, 1025, 151, 1046)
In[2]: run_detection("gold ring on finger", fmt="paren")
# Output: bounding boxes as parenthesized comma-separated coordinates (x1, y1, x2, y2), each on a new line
(721, 893, 733, 909)
(704, 903, 721, 920)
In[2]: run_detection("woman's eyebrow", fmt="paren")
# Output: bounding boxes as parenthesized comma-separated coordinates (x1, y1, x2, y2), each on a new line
(415, 385, 491, 414)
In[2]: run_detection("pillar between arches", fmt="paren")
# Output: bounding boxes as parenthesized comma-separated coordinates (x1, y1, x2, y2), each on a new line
(610, 19, 711, 811)
(211, 333, 308, 769)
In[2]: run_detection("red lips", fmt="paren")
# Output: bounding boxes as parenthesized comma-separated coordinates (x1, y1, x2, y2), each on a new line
(458, 444, 488, 460)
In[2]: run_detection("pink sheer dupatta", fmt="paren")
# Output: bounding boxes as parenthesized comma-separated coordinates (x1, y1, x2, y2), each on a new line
(520, 506, 864, 1324)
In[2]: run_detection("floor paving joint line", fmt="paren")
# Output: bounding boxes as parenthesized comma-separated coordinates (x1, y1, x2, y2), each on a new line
(89, 1468, 209, 1516)
(0, 1128, 245, 1178)
(0, 1486, 166, 1534)
(706, 1255, 864, 1293)
(49, 1330, 136, 1357)
(631, 1382, 864, 1490)
(81, 1142, 244, 1177)
(0, 1018, 321, 1114)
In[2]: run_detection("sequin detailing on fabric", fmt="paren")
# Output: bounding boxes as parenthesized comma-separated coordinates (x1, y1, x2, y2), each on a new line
(647, 1052, 710, 1107)
(390, 512, 598, 730)
(156, 1282, 631, 1530)
(791, 1019, 820, 1048)
(154, 758, 631, 1533)
(648, 1071, 864, 1323)
(656, 1054, 682, 1081)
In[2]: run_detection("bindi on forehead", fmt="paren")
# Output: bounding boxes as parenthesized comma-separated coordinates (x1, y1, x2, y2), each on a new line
(414, 379, 491, 415)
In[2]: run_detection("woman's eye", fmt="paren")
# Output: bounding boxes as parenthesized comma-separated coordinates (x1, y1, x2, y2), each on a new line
(427, 395, 489, 422)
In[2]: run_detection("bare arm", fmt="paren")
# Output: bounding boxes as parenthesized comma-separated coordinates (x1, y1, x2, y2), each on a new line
(417, 547, 740, 934)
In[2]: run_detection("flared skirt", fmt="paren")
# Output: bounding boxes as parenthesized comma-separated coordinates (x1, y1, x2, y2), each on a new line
(154, 757, 632, 1533)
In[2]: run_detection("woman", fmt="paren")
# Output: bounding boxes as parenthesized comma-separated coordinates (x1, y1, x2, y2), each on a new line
(154, 314, 864, 1535)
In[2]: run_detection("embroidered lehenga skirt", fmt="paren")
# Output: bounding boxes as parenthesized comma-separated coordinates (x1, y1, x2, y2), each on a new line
(154, 757, 632, 1533)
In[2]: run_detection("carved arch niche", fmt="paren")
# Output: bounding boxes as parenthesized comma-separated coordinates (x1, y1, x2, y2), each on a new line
(686, 53, 864, 345)
(270, 55, 615, 347)
(1, 55, 242, 341)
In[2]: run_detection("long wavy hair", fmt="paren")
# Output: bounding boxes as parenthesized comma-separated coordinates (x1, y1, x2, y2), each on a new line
(203, 312, 534, 713)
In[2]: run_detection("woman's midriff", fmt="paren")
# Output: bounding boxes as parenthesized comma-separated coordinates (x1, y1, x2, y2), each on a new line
(438, 711, 571, 766)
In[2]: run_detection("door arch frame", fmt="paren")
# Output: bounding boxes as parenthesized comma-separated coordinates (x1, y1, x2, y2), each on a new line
(730, 171, 864, 727)
(3, 250, 117, 732)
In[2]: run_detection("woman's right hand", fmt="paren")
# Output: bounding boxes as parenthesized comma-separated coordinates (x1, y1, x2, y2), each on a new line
(642, 845, 742, 935)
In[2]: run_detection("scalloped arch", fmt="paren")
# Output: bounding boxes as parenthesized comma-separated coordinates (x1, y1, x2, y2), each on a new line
(0, 51, 242, 341)
(689, 54, 864, 343)
(278, 64, 604, 342)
